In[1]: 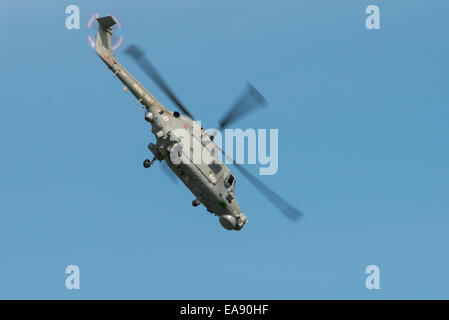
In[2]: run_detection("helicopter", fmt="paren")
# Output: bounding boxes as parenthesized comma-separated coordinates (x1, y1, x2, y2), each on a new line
(94, 16, 302, 231)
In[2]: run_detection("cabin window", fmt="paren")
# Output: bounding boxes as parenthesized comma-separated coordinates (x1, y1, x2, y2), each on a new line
(208, 161, 222, 174)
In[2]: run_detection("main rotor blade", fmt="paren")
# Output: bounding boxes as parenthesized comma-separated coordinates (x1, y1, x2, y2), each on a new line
(218, 83, 267, 131)
(215, 144, 302, 222)
(125, 45, 195, 120)
(234, 165, 302, 221)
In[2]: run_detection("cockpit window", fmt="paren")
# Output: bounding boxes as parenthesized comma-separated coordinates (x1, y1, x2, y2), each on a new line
(208, 161, 222, 174)
(227, 175, 235, 185)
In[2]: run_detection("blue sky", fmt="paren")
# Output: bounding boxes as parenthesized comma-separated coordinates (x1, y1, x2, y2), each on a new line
(0, 0, 448, 299)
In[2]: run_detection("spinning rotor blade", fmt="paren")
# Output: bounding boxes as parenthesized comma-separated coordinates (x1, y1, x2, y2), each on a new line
(125, 45, 195, 120)
(213, 85, 299, 220)
(218, 83, 267, 131)
(216, 145, 302, 222)
(234, 165, 303, 221)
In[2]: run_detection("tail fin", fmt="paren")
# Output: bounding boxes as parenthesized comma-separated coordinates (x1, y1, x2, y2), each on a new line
(95, 16, 117, 63)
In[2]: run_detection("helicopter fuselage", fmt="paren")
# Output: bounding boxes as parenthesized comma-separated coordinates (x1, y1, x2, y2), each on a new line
(146, 110, 248, 230)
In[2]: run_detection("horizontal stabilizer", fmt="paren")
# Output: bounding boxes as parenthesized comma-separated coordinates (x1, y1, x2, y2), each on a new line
(97, 16, 116, 30)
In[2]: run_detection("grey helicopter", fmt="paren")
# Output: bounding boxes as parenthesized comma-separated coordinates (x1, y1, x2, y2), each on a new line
(94, 16, 302, 231)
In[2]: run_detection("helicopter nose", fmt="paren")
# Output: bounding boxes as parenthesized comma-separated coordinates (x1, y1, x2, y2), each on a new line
(219, 212, 248, 231)
(234, 213, 248, 231)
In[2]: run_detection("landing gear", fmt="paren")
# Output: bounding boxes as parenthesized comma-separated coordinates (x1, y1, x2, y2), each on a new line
(143, 156, 157, 168)
(192, 199, 201, 207)
(143, 159, 151, 168)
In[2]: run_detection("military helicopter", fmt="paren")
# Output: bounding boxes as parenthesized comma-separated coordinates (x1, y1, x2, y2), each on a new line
(94, 16, 302, 231)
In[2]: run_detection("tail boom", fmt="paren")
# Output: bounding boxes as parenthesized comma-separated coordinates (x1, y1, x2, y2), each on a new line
(94, 16, 169, 115)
